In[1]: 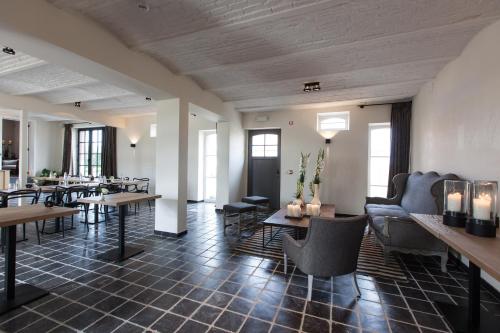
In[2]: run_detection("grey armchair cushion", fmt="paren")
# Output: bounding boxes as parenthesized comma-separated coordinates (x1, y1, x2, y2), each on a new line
(283, 215, 368, 277)
(400, 172, 459, 214)
(365, 204, 409, 219)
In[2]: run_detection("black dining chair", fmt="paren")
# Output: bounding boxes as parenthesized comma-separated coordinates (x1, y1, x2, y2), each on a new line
(0, 189, 42, 246)
(132, 177, 151, 212)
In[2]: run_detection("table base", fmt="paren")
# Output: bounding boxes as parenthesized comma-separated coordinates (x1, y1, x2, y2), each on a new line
(436, 301, 499, 333)
(0, 284, 48, 315)
(96, 245, 144, 263)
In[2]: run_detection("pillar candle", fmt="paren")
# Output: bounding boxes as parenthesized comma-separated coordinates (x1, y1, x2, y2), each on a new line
(473, 194, 491, 220)
(287, 204, 294, 217)
(447, 192, 462, 212)
(311, 204, 321, 216)
(306, 204, 312, 215)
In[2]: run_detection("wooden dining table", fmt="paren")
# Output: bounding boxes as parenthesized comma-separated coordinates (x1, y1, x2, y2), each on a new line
(410, 214, 499, 333)
(78, 192, 161, 262)
(0, 205, 78, 314)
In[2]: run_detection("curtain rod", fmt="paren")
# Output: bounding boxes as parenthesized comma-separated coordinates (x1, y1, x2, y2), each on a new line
(359, 99, 412, 108)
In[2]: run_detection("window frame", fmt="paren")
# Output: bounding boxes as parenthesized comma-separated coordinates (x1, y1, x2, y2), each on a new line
(203, 130, 217, 202)
(250, 133, 280, 158)
(317, 111, 350, 132)
(367, 122, 391, 197)
(77, 127, 104, 177)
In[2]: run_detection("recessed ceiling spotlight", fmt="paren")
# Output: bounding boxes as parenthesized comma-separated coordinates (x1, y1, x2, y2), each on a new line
(304, 81, 320, 93)
(74, 102, 81, 107)
(137, 1, 150, 12)
(2, 47, 15, 55)
(190, 113, 197, 117)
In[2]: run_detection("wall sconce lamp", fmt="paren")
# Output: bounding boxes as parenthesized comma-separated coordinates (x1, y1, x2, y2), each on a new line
(130, 143, 136, 148)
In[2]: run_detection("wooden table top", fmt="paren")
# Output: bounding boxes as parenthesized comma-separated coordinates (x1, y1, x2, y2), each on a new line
(264, 204, 336, 228)
(0, 205, 78, 227)
(410, 214, 500, 281)
(78, 192, 161, 207)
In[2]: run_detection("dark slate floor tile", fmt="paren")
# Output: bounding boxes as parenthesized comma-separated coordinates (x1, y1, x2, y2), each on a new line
(214, 311, 246, 331)
(66, 309, 104, 331)
(151, 313, 186, 332)
(192, 305, 222, 324)
(129, 306, 164, 327)
(85, 316, 124, 333)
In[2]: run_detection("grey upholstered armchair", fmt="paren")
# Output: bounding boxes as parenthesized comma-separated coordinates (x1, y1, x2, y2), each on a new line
(283, 215, 368, 301)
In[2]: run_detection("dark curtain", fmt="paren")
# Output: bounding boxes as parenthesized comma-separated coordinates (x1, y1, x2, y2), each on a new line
(387, 101, 412, 198)
(61, 124, 72, 174)
(102, 126, 117, 177)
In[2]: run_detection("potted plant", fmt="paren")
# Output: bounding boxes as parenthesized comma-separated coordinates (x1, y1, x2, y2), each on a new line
(293, 152, 310, 206)
(309, 148, 325, 205)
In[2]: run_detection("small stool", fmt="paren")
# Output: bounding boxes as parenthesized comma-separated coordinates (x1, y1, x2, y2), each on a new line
(242, 196, 270, 210)
(223, 202, 257, 238)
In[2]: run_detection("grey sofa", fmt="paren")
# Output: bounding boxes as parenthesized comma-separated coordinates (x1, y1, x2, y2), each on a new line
(365, 171, 459, 272)
(283, 215, 368, 301)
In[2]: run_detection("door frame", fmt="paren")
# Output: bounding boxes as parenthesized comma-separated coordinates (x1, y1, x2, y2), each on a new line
(247, 129, 281, 203)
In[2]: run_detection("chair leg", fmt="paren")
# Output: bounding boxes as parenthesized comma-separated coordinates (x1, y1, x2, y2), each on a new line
(148, 200, 152, 212)
(307, 275, 313, 301)
(62, 217, 65, 238)
(352, 272, 361, 298)
(441, 252, 448, 273)
(35, 221, 41, 245)
(42, 220, 46, 234)
(22, 223, 26, 240)
(283, 253, 288, 276)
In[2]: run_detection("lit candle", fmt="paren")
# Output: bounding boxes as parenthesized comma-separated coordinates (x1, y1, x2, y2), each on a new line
(473, 194, 491, 220)
(287, 204, 294, 217)
(294, 205, 302, 217)
(447, 192, 462, 212)
(311, 204, 321, 217)
(306, 204, 312, 215)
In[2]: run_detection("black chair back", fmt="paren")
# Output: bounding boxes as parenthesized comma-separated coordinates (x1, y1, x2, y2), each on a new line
(133, 178, 150, 193)
(65, 185, 89, 206)
(1, 189, 41, 208)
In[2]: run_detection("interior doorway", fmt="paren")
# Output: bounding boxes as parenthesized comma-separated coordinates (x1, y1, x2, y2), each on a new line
(247, 129, 281, 209)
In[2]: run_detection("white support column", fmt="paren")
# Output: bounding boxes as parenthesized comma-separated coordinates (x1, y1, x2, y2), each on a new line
(19, 110, 29, 187)
(155, 98, 189, 235)
(216, 122, 230, 210)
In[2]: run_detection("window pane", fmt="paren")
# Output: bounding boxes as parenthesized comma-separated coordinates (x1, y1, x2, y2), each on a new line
(205, 178, 216, 201)
(252, 145, 264, 157)
(205, 133, 217, 155)
(265, 145, 278, 157)
(205, 156, 217, 178)
(252, 134, 265, 145)
(370, 156, 390, 186)
(369, 186, 388, 198)
(370, 127, 391, 156)
(265, 134, 278, 145)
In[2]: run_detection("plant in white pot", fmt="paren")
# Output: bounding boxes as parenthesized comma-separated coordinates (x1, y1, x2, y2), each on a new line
(309, 148, 325, 206)
(293, 152, 310, 206)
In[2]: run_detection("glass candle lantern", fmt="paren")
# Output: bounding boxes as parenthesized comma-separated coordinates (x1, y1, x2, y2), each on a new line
(443, 180, 470, 227)
(467, 180, 497, 237)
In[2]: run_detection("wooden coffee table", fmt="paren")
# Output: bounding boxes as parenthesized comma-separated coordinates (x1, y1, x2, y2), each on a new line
(262, 204, 335, 248)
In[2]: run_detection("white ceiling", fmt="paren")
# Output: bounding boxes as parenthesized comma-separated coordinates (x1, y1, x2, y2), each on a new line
(0, 49, 152, 114)
(46, 0, 500, 112)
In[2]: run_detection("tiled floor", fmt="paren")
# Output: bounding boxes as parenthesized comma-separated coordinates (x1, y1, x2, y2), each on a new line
(0, 203, 498, 333)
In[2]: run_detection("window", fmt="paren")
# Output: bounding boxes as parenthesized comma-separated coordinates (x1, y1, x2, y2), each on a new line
(251, 133, 278, 157)
(204, 132, 217, 202)
(368, 123, 391, 197)
(317, 111, 350, 138)
(78, 128, 103, 177)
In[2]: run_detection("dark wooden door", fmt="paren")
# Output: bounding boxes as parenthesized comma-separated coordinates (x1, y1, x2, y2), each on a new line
(248, 129, 281, 209)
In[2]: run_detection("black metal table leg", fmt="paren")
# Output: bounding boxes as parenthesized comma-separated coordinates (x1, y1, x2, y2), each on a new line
(435, 262, 498, 333)
(0, 225, 48, 314)
(96, 204, 143, 262)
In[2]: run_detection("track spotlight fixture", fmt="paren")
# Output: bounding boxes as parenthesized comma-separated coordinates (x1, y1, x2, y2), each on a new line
(74, 102, 81, 107)
(2, 47, 15, 55)
(145, 97, 152, 101)
(304, 82, 320, 93)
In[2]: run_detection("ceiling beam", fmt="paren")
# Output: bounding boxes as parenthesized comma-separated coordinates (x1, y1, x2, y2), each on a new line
(0, 0, 226, 115)
(0, 91, 125, 128)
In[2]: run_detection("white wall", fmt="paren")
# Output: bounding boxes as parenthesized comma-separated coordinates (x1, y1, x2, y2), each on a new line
(411, 20, 500, 290)
(31, 120, 63, 175)
(117, 114, 157, 193)
(187, 115, 215, 201)
(243, 105, 390, 214)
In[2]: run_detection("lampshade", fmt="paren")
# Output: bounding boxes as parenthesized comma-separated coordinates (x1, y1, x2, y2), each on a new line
(318, 130, 338, 139)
